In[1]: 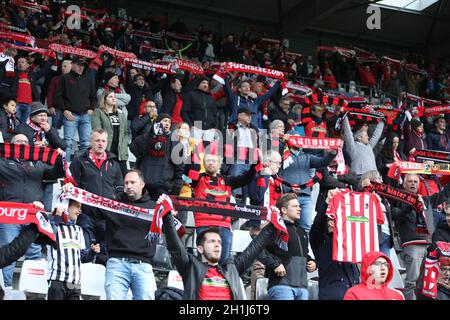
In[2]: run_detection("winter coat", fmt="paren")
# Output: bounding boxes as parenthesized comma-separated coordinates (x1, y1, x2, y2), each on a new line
(91, 108, 129, 161)
(69, 149, 123, 199)
(181, 89, 217, 130)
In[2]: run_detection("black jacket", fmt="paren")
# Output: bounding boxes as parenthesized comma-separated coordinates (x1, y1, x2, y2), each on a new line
(181, 89, 217, 129)
(55, 70, 97, 114)
(13, 123, 66, 150)
(100, 191, 156, 263)
(162, 212, 275, 300)
(0, 109, 20, 142)
(130, 114, 153, 138)
(151, 76, 184, 116)
(130, 125, 184, 195)
(392, 183, 450, 245)
(126, 75, 154, 121)
(376, 151, 406, 186)
(69, 149, 124, 199)
(310, 200, 360, 300)
(432, 222, 450, 243)
(0, 224, 38, 268)
(0, 157, 64, 203)
(259, 220, 315, 289)
(268, 105, 290, 129)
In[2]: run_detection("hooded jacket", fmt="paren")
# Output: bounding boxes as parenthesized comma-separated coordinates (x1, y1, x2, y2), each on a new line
(343, 251, 404, 300)
(181, 88, 217, 130)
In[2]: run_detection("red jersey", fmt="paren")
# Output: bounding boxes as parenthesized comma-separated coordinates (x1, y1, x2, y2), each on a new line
(304, 119, 327, 138)
(193, 173, 233, 228)
(199, 266, 232, 300)
(17, 72, 32, 104)
(326, 190, 384, 263)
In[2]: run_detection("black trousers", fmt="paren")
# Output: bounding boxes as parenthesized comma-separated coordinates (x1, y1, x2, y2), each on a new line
(47, 280, 81, 300)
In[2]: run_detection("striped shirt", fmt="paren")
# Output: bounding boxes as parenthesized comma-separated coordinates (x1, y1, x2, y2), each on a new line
(47, 222, 92, 284)
(326, 190, 384, 263)
(199, 266, 232, 300)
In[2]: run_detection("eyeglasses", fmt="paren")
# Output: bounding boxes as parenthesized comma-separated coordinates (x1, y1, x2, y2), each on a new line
(441, 268, 450, 273)
(372, 261, 390, 268)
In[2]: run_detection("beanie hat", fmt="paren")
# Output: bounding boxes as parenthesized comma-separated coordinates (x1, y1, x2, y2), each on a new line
(155, 113, 171, 123)
(103, 71, 117, 85)
(410, 118, 423, 131)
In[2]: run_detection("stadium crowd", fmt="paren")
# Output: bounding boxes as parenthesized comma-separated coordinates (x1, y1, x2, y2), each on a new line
(0, 0, 449, 301)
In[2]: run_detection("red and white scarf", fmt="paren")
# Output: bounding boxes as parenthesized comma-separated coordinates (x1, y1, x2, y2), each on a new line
(213, 62, 288, 95)
(88, 149, 107, 170)
(49, 43, 97, 59)
(62, 186, 185, 237)
(26, 118, 46, 144)
(0, 201, 55, 241)
(0, 31, 35, 46)
(285, 136, 346, 175)
(124, 58, 176, 74)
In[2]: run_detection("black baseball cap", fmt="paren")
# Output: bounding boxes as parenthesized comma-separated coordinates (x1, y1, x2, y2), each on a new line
(237, 107, 256, 115)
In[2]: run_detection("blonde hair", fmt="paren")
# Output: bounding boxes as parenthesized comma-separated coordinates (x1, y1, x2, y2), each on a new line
(99, 90, 117, 113)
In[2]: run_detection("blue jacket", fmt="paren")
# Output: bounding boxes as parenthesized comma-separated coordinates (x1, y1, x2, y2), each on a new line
(310, 200, 360, 300)
(224, 75, 280, 128)
(427, 129, 450, 152)
(279, 149, 335, 196)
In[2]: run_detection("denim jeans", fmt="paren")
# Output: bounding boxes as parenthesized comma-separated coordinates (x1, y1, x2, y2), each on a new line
(196, 226, 232, 264)
(63, 113, 92, 162)
(0, 224, 42, 287)
(16, 103, 31, 123)
(51, 109, 63, 129)
(105, 257, 156, 300)
(298, 195, 314, 233)
(268, 285, 309, 300)
(229, 163, 251, 203)
(379, 232, 392, 257)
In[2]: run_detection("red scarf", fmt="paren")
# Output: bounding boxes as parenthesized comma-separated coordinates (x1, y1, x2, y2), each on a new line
(88, 149, 107, 170)
(0, 201, 55, 242)
(213, 62, 288, 95)
(422, 242, 450, 299)
(0, 31, 35, 46)
(0, 143, 60, 165)
(48, 43, 97, 59)
(26, 118, 45, 143)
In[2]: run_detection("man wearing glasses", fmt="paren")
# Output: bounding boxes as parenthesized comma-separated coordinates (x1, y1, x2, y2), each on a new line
(343, 251, 405, 300)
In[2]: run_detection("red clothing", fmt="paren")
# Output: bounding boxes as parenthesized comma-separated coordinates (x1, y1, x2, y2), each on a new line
(323, 74, 337, 89)
(418, 176, 440, 197)
(46, 75, 61, 109)
(359, 67, 376, 88)
(199, 266, 232, 300)
(171, 94, 183, 124)
(343, 251, 405, 300)
(17, 72, 32, 104)
(304, 119, 327, 138)
(269, 177, 283, 207)
(193, 174, 232, 228)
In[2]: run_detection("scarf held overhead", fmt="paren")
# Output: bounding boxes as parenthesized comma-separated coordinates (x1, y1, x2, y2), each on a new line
(62, 187, 186, 237)
(364, 181, 428, 234)
(149, 195, 289, 251)
(0, 143, 60, 165)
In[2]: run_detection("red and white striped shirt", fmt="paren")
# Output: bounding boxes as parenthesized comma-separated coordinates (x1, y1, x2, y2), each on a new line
(326, 190, 384, 263)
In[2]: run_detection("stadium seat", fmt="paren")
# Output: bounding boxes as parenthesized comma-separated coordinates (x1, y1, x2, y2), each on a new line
(308, 279, 319, 300)
(255, 277, 269, 300)
(167, 270, 184, 291)
(239, 277, 247, 300)
(3, 288, 27, 300)
(18, 260, 48, 295)
(0, 268, 4, 289)
(151, 243, 173, 272)
(389, 248, 406, 273)
(231, 230, 252, 254)
(80, 263, 106, 299)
